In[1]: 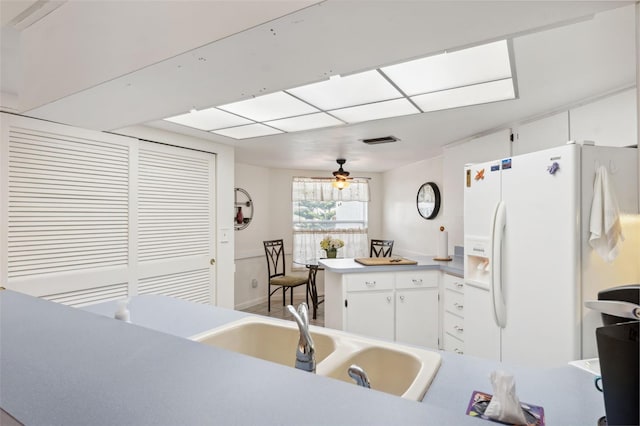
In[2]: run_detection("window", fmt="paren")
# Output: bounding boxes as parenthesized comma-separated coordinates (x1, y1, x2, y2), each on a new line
(292, 177, 369, 263)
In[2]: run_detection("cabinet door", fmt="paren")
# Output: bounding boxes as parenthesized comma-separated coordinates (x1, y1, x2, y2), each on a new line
(512, 111, 568, 156)
(395, 288, 439, 349)
(345, 291, 394, 341)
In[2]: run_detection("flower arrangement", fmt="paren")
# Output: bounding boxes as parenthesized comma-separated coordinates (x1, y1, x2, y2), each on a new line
(320, 236, 344, 250)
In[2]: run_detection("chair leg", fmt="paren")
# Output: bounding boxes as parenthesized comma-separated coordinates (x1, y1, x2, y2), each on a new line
(268, 284, 271, 312)
(306, 284, 311, 309)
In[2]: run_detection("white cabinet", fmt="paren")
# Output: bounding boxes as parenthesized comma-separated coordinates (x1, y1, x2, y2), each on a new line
(344, 274, 395, 340)
(442, 273, 465, 354)
(343, 270, 439, 348)
(570, 89, 637, 148)
(345, 290, 394, 341)
(512, 111, 569, 156)
(395, 271, 439, 348)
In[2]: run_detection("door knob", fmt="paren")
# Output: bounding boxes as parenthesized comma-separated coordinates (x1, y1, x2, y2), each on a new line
(210, 258, 216, 265)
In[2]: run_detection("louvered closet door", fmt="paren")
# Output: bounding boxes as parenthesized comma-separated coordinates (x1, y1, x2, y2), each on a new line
(135, 141, 216, 305)
(1, 114, 217, 306)
(1, 115, 131, 305)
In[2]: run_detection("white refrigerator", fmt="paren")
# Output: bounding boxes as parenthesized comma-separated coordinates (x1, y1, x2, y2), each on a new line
(463, 144, 638, 368)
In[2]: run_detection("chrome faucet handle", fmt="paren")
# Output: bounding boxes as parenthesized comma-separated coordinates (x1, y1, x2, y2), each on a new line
(287, 303, 316, 373)
(348, 364, 371, 389)
(298, 302, 310, 329)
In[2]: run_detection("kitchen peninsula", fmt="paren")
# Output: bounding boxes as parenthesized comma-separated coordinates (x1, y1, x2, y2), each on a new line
(0, 290, 605, 425)
(320, 255, 463, 347)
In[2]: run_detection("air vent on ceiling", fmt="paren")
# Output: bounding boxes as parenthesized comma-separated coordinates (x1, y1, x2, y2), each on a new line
(360, 136, 400, 145)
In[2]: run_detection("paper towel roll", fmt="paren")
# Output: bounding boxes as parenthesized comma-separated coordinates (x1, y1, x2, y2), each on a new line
(437, 230, 449, 259)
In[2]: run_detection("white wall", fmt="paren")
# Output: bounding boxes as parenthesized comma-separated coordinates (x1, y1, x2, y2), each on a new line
(233, 164, 383, 309)
(381, 156, 444, 257)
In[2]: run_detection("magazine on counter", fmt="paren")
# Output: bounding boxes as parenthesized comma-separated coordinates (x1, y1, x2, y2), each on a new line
(466, 390, 545, 426)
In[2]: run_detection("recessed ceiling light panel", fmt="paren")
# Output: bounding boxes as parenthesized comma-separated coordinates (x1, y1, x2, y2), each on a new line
(411, 78, 516, 112)
(164, 107, 253, 130)
(381, 40, 512, 96)
(265, 113, 344, 132)
(330, 98, 420, 123)
(218, 91, 319, 122)
(211, 123, 283, 139)
(287, 70, 402, 110)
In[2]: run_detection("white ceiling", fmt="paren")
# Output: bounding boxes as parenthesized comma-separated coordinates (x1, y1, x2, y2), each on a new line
(2, 1, 636, 174)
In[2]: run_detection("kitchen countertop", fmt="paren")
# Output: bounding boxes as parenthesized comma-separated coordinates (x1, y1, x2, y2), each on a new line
(1, 290, 605, 425)
(319, 254, 464, 277)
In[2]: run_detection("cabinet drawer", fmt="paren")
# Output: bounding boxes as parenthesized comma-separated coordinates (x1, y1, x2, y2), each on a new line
(443, 332, 465, 355)
(395, 270, 438, 289)
(444, 312, 465, 340)
(444, 289, 464, 317)
(443, 273, 465, 293)
(346, 273, 394, 292)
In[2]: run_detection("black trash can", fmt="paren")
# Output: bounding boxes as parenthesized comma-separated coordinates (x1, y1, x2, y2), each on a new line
(594, 284, 640, 426)
(596, 321, 639, 426)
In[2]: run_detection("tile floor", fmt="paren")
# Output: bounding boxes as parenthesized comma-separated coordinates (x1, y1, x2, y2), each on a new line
(240, 293, 324, 327)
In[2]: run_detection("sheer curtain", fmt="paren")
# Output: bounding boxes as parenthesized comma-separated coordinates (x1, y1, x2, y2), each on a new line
(292, 178, 369, 265)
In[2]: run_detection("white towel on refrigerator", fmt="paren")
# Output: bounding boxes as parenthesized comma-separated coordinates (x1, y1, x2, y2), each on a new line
(589, 165, 624, 262)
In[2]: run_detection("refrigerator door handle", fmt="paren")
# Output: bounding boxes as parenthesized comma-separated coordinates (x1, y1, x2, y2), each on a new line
(490, 201, 507, 328)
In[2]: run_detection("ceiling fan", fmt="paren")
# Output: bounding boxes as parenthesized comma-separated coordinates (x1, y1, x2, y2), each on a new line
(331, 159, 352, 190)
(309, 159, 369, 190)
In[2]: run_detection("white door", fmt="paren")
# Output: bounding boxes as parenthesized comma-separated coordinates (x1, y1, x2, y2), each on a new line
(345, 290, 394, 341)
(463, 158, 502, 359)
(135, 141, 216, 304)
(395, 288, 439, 349)
(499, 145, 580, 367)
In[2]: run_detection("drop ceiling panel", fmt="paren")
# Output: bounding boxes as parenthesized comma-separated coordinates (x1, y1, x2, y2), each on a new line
(218, 91, 319, 122)
(211, 123, 283, 139)
(265, 113, 344, 132)
(380, 40, 513, 96)
(411, 79, 516, 112)
(287, 70, 402, 110)
(165, 107, 252, 130)
(330, 99, 420, 124)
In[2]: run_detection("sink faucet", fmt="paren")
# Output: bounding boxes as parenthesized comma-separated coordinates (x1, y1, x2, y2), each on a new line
(287, 303, 316, 373)
(348, 364, 371, 389)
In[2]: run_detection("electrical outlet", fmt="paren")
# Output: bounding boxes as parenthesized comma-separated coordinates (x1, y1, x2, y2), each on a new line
(251, 279, 258, 288)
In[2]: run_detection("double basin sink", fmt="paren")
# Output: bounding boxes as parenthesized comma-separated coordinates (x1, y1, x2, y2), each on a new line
(190, 316, 441, 401)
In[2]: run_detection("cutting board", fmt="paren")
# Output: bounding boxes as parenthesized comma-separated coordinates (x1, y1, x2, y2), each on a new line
(354, 257, 418, 266)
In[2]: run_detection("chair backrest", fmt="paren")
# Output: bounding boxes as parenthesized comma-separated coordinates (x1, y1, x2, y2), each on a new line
(263, 239, 286, 279)
(370, 239, 394, 257)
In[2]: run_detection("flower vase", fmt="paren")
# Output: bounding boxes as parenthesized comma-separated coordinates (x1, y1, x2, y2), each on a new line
(236, 207, 243, 225)
(326, 248, 337, 258)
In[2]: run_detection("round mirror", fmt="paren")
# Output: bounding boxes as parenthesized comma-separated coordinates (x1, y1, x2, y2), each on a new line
(417, 182, 441, 220)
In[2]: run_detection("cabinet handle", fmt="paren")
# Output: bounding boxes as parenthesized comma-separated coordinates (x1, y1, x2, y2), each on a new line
(454, 325, 464, 334)
(386, 296, 392, 303)
(399, 295, 405, 302)
(454, 302, 464, 310)
(455, 282, 464, 289)
(365, 281, 376, 287)
(412, 278, 423, 285)
(454, 349, 463, 355)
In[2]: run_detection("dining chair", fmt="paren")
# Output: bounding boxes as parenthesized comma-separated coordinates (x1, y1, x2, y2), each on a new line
(370, 239, 394, 257)
(306, 265, 324, 320)
(263, 239, 309, 312)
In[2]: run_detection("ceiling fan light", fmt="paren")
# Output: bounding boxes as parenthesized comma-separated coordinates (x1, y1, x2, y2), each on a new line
(332, 179, 350, 190)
